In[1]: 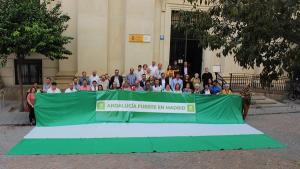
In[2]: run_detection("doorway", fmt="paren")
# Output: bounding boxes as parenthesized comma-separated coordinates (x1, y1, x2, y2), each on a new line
(169, 11, 203, 76)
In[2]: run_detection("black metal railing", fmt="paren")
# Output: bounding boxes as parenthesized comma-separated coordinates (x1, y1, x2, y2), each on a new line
(228, 73, 289, 92)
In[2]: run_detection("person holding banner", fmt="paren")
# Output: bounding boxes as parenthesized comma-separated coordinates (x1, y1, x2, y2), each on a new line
(27, 87, 36, 125)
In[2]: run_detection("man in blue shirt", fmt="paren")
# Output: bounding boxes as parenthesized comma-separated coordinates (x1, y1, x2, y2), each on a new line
(209, 80, 221, 94)
(171, 74, 183, 91)
(126, 68, 137, 86)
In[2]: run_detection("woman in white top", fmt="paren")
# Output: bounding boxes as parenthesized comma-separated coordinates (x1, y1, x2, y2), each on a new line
(173, 83, 182, 93)
(163, 84, 172, 92)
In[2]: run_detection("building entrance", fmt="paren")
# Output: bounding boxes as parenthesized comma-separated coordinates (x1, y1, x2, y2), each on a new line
(169, 11, 203, 76)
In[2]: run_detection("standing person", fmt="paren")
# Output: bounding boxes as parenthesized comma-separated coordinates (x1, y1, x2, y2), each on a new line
(90, 80, 99, 91)
(89, 71, 100, 85)
(173, 60, 180, 76)
(79, 71, 90, 86)
(191, 73, 201, 88)
(152, 79, 162, 92)
(183, 74, 193, 89)
(47, 82, 61, 93)
(165, 65, 174, 79)
(201, 67, 213, 88)
(159, 73, 169, 90)
(65, 83, 77, 93)
(111, 82, 119, 90)
(42, 77, 52, 92)
(73, 77, 81, 91)
(142, 64, 148, 74)
(99, 75, 109, 90)
(149, 61, 158, 76)
(27, 87, 36, 125)
(171, 73, 183, 91)
(182, 61, 191, 76)
(136, 65, 144, 81)
(109, 69, 123, 89)
(126, 68, 137, 86)
(240, 83, 252, 120)
(145, 68, 152, 80)
(156, 63, 164, 79)
(80, 79, 91, 91)
(140, 74, 147, 88)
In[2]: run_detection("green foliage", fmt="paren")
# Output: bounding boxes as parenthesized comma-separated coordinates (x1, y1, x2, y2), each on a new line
(180, 0, 300, 84)
(0, 0, 72, 66)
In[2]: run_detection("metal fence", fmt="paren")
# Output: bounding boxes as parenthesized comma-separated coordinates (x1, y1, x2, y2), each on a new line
(228, 73, 290, 92)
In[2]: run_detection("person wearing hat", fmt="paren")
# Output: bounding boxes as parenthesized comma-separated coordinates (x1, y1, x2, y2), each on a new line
(222, 84, 232, 94)
(209, 80, 221, 95)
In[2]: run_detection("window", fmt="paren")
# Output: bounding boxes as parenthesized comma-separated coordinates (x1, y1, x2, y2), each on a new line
(14, 59, 43, 85)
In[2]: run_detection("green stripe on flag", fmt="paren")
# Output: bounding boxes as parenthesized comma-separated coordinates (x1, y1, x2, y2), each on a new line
(7, 135, 285, 155)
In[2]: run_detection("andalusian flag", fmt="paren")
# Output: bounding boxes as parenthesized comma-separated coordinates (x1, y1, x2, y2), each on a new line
(7, 91, 284, 155)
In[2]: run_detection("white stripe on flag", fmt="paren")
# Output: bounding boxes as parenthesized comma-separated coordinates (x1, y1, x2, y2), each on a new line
(24, 123, 263, 139)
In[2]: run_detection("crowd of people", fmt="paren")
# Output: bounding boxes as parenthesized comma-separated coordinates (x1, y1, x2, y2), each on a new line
(36, 61, 232, 95)
(26, 61, 251, 125)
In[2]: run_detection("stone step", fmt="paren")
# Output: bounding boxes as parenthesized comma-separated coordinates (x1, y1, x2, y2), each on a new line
(252, 99, 277, 105)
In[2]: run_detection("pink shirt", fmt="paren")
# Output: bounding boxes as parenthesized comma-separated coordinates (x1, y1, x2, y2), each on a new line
(80, 85, 91, 91)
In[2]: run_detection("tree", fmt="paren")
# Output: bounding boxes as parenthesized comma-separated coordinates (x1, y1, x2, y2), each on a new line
(178, 0, 300, 86)
(0, 0, 72, 109)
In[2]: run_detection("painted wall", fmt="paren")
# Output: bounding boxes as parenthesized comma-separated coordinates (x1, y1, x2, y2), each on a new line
(0, 0, 261, 86)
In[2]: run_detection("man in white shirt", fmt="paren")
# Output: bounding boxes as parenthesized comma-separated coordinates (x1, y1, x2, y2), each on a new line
(90, 80, 98, 91)
(47, 82, 61, 93)
(136, 65, 144, 81)
(65, 83, 77, 93)
(152, 79, 162, 92)
(149, 61, 158, 77)
(99, 75, 109, 90)
(156, 63, 164, 79)
(89, 71, 100, 85)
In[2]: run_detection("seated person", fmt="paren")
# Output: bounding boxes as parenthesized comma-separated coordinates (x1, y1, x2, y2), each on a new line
(163, 84, 172, 92)
(144, 80, 153, 92)
(183, 83, 193, 94)
(173, 83, 182, 93)
(152, 79, 162, 92)
(193, 83, 202, 94)
(80, 79, 91, 91)
(65, 83, 77, 93)
(47, 82, 61, 93)
(222, 84, 232, 94)
(122, 81, 132, 91)
(209, 80, 221, 94)
(98, 85, 104, 91)
(90, 80, 99, 91)
(201, 85, 211, 95)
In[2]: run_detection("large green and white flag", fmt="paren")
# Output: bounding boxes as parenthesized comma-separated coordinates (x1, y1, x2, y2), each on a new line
(7, 91, 284, 155)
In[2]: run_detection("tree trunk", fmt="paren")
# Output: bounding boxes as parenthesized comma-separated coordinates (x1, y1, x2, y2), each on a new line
(17, 55, 24, 111)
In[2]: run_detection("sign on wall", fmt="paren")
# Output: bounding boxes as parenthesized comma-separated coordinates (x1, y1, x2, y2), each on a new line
(128, 34, 151, 43)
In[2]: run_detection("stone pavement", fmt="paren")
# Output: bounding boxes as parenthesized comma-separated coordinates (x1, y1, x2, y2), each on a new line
(249, 95, 300, 115)
(0, 101, 29, 126)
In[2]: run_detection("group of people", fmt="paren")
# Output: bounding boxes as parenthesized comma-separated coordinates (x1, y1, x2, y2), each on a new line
(26, 61, 251, 125)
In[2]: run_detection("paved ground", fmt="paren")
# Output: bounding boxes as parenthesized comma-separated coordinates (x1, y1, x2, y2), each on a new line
(0, 99, 300, 169)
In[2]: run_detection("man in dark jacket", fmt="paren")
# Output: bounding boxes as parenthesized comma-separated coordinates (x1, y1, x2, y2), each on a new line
(159, 73, 169, 89)
(201, 67, 213, 88)
(140, 74, 147, 88)
(109, 69, 123, 89)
